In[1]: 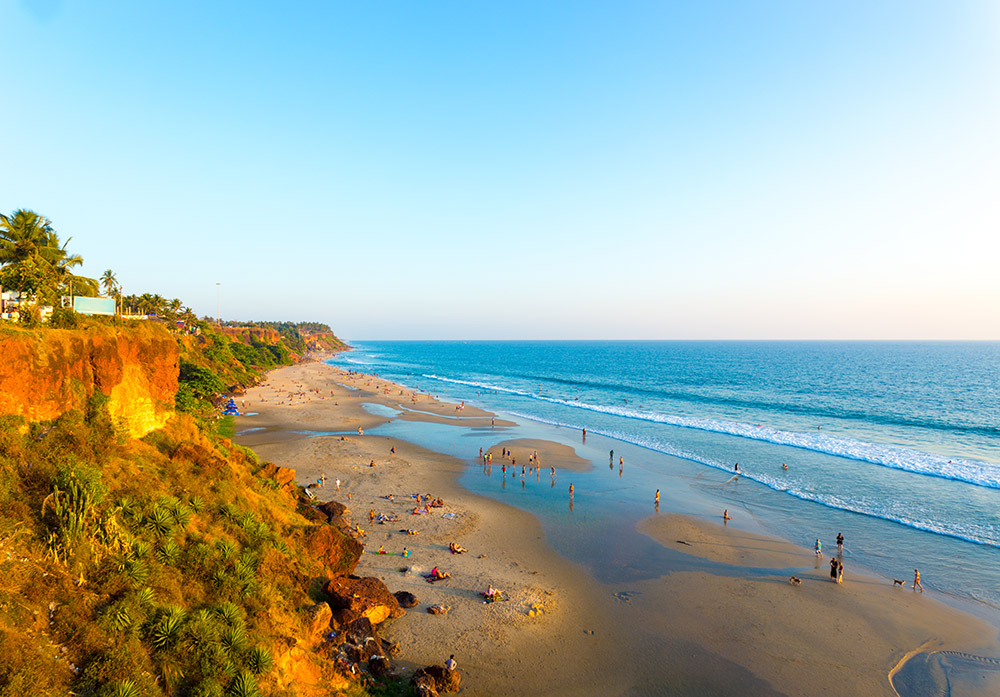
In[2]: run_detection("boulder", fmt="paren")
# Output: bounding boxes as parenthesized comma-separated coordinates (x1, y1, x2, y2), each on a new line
(306, 526, 363, 575)
(261, 461, 297, 489)
(341, 617, 380, 648)
(324, 576, 403, 625)
(305, 602, 332, 646)
(317, 499, 348, 522)
(394, 590, 419, 608)
(369, 654, 392, 678)
(427, 604, 450, 615)
(412, 665, 461, 694)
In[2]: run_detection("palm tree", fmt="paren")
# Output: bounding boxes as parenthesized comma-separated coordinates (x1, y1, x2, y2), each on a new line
(0, 209, 97, 301)
(100, 269, 118, 297)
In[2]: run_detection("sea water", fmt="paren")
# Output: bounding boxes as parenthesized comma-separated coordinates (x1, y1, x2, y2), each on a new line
(327, 341, 1000, 614)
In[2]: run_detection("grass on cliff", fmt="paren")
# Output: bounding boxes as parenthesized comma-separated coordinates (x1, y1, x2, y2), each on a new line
(0, 399, 364, 697)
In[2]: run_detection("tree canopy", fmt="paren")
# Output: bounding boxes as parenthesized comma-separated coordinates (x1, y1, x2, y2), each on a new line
(0, 209, 98, 302)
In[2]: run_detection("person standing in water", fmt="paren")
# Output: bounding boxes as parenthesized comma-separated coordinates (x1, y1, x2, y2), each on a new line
(654, 489, 660, 505)
(815, 539, 823, 559)
(569, 483, 574, 496)
(836, 532, 844, 555)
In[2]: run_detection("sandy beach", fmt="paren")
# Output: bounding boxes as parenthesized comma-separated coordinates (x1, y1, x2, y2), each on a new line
(236, 355, 1000, 697)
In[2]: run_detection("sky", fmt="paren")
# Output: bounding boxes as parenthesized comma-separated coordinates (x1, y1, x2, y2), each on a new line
(2, 1, 999, 340)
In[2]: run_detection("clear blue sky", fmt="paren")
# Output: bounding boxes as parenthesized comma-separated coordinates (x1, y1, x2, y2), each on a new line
(3, 1, 999, 339)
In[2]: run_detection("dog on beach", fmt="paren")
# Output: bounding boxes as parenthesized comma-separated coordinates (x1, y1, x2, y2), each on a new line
(893, 578, 905, 587)
(789, 576, 802, 585)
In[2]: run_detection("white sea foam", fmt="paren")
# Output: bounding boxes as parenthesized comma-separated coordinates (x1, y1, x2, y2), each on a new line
(503, 410, 1000, 548)
(425, 374, 1000, 490)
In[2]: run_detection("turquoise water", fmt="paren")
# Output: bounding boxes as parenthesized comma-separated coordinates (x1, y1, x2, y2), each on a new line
(327, 341, 1000, 612)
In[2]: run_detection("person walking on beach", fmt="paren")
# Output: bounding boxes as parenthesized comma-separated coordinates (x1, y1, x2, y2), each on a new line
(913, 569, 924, 592)
(815, 539, 823, 559)
(830, 557, 839, 581)
(837, 560, 844, 584)
(335, 478, 341, 491)
(836, 532, 844, 555)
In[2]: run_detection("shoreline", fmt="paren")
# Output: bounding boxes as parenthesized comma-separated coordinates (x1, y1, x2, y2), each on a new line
(236, 354, 1000, 696)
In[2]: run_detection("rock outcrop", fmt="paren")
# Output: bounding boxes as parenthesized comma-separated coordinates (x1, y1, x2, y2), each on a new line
(0, 324, 177, 438)
(413, 665, 462, 695)
(323, 576, 404, 626)
(303, 525, 363, 576)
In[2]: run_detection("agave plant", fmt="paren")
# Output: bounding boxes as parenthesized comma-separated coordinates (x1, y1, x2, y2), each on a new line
(215, 539, 237, 561)
(188, 496, 205, 513)
(130, 539, 152, 559)
(156, 539, 180, 565)
(151, 607, 186, 651)
(227, 672, 260, 697)
(135, 587, 156, 607)
(115, 555, 149, 588)
(245, 646, 273, 676)
(145, 505, 174, 538)
(214, 602, 244, 629)
(103, 678, 141, 697)
(219, 625, 247, 659)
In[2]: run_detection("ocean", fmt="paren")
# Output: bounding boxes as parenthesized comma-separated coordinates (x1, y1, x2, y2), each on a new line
(326, 341, 1000, 614)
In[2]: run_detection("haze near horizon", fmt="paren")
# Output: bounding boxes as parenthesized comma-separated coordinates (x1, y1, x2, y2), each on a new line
(2, 1, 998, 340)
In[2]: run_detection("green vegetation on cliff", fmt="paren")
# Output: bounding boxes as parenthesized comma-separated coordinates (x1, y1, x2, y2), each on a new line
(0, 386, 366, 697)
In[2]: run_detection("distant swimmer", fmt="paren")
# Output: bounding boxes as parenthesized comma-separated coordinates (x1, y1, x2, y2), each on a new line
(782, 463, 788, 470)
(734, 463, 739, 473)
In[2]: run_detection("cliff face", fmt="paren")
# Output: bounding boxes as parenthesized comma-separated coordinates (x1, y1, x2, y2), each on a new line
(218, 326, 283, 344)
(0, 324, 178, 438)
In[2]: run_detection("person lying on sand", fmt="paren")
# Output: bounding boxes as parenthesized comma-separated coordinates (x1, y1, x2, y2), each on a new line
(483, 585, 507, 602)
(412, 507, 429, 515)
(428, 498, 445, 508)
(399, 529, 421, 535)
(426, 567, 451, 583)
(449, 542, 468, 554)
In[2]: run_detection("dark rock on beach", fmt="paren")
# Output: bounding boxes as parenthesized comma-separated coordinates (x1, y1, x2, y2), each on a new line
(394, 590, 419, 608)
(413, 665, 462, 694)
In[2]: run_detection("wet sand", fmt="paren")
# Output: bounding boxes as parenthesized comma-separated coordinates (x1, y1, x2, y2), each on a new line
(237, 355, 1000, 696)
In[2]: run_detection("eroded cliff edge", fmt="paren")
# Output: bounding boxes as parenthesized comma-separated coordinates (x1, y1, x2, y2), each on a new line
(0, 324, 178, 438)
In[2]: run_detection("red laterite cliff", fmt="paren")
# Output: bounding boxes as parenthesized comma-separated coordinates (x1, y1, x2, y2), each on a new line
(0, 323, 178, 437)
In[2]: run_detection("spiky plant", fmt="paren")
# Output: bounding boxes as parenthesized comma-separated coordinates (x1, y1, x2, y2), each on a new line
(219, 625, 247, 659)
(169, 502, 193, 529)
(217, 503, 238, 521)
(102, 679, 141, 697)
(227, 671, 260, 697)
(145, 505, 174, 538)
(215, 539, 237, 561)
(188, 495, 205, 513)
(214, 602, 243, 629)
(156, 539, 180, 565)
(151, 607, 186, 651)
(135, 587, 156, 607)
(246, 646, 273, 675)
(130, 539, 152, 559)
(115, 554, 149, 588)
